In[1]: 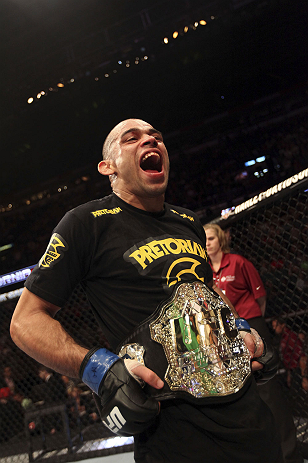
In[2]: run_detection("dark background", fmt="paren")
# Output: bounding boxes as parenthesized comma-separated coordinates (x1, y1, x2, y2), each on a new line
(0, 0, 307, 200)
(0, 2, 307, 457)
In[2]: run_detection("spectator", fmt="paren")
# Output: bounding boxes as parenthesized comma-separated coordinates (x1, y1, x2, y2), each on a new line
(204, 223, 303, 463)
(272, 318, 305, 385)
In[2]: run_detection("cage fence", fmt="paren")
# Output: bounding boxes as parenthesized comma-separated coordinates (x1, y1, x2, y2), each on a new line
(212, 175, 308, 456)
(0, 287, 133, 463)
(0, 174, 307, 462)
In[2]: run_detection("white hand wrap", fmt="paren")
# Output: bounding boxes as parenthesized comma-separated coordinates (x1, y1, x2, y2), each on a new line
(238, 330, 249, 341)
(238, 328, 263, 357)
(250, 328, 264, 358)
(124, 359, 144, 386)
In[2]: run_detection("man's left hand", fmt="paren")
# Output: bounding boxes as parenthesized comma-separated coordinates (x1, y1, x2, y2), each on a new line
(241, 330, 264, 372)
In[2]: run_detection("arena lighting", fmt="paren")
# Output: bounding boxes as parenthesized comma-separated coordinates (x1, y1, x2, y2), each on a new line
(245, 160, 255, 166)
(0, 244, 13, 253)
(25, 16, 211, 108)
(235, 171, 248, 181)
(256, 156, 266, 162)
(254, 170, 267, 177)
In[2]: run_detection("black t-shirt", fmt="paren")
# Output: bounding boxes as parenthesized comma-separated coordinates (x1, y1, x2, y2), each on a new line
(25, 193, 212, 348)
(25, 193, 282, 462)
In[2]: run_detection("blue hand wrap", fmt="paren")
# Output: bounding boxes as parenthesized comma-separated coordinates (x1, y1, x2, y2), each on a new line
(81, 348, 119, 395)
(235, 318, 251, 332)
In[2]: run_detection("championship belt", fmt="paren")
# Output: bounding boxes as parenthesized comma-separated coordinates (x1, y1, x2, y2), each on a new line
(117, 281, 251, 403)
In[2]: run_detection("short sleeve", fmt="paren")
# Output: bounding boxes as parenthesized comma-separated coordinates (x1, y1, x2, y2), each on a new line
(25, 210, 93, 307)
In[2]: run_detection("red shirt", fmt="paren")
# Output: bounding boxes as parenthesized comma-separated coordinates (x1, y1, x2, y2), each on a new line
(209, 253, 266, 320)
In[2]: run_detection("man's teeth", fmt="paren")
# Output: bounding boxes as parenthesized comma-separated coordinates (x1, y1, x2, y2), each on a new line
(143, 153, 160, 162)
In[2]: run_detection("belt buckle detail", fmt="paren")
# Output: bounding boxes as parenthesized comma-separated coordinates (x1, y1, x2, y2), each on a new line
(149, 281, 251, 398)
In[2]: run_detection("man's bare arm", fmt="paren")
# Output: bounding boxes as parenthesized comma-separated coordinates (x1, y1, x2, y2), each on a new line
(10, 288, 164, 387)
(10, 288, 88, 378)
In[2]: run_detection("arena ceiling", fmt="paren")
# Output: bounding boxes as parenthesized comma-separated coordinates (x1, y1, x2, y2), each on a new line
(0, 0, 307, 200)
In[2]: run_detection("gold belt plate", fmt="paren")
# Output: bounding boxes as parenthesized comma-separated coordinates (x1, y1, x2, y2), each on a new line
(149, 281, 251, 398)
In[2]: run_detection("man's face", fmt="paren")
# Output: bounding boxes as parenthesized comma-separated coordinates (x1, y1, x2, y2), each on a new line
(106, 119, 170, 202)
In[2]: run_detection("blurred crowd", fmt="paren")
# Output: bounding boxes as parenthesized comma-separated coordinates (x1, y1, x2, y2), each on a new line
(0, 110, 307, 276)
(0, 94, 307, 446)
(167, 111, 308, 211)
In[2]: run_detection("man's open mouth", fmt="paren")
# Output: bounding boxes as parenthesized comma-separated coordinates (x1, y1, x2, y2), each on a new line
(140, 152, 162, 172)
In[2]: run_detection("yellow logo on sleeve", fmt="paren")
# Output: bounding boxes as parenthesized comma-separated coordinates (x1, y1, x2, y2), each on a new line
(39, 233, 68, 269)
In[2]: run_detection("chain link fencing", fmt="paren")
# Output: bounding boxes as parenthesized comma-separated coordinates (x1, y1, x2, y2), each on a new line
(0, 289, 133, 462)
(0, 173, 307, 462)
(207, 173, 308, 457)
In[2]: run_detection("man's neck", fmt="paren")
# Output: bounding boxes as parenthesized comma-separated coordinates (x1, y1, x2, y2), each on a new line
(113, 190, 165, 213)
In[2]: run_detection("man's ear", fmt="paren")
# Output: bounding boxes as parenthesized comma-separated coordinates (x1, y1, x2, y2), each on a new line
(98, 159, 116, 177)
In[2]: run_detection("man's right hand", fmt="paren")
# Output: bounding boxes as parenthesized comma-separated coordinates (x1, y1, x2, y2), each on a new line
(80, 347, 162, 436)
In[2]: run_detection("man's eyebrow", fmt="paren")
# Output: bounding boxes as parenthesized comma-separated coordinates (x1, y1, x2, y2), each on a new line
(120, 127, 163, 139)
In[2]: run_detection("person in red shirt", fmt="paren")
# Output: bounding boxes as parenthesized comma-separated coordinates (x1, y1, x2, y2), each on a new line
(203, 223, 303, 463)
(272, 317, 305, 386)
(204, 225, 266, 319)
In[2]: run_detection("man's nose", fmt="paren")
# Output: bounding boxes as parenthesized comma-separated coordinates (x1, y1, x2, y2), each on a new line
(141, 135, 158, 147)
